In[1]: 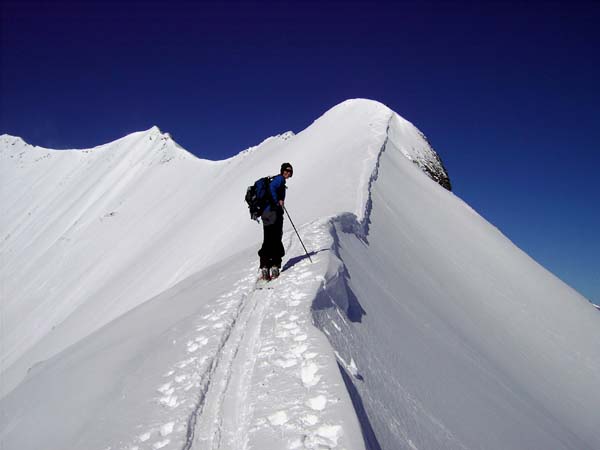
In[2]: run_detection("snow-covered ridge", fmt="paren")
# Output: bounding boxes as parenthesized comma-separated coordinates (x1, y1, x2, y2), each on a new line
(3, 125, 167, 150)
(0, 134, 28, 146)
(3, 98, 598, 450)
(234, 130, 296, 159)
(0, 126, 197, 166)
(1, 101, 449, 189)
(0, 99, 420, 394)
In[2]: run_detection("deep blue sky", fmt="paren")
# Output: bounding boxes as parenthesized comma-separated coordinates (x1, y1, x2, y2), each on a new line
(1, 1, 598, 303)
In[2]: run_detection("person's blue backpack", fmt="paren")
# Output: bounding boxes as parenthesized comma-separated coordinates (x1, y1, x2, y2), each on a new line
(245, 176, 274, 221)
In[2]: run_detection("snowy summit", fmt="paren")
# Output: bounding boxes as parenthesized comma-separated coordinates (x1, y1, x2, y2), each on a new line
(1, 99, 599, 450)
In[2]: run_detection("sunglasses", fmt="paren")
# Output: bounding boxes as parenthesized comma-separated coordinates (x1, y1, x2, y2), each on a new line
(284, 169, 293, 175)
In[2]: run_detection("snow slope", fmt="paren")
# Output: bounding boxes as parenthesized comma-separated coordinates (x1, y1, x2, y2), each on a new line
(1, 99, 599, 450)
(314, 130, 600, 449)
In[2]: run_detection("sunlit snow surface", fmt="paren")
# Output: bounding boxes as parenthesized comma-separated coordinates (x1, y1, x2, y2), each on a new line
(1, 99, 599, 450)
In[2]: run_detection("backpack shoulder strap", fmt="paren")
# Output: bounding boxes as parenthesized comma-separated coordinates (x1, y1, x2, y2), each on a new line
(265, 175, 277, 207)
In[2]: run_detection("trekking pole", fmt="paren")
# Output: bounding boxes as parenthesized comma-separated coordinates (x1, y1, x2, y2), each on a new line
(283, 206, 313, 263)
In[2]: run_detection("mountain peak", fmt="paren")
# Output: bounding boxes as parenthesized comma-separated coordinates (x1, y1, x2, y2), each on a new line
(2, 100, 599, 450)
(0, 134, 29, 147)
(319, 99, 452, 191)
(144, 125, 165, 137)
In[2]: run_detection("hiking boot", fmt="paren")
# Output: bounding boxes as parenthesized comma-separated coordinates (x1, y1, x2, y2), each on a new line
(260, 267, 271, 281)
(270, 267, 280, 280)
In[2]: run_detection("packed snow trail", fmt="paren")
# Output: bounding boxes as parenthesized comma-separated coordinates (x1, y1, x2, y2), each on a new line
(119, 219, 365, 450)
(116, 261, 261, 450)
(187, 276, 272, 449)
(186, 220, 364, 450)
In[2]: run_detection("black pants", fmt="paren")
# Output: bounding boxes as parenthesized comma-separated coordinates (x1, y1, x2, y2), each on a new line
(258, 209, 284, 268)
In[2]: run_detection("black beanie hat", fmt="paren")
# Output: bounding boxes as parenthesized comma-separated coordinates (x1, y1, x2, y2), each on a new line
(280, 162, 293, 174)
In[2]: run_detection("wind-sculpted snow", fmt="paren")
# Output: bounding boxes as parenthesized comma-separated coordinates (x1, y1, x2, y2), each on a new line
(2, 98, 598, 450)
(311, 139, 600, 449)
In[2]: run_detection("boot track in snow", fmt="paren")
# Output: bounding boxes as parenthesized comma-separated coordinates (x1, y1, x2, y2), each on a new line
(122, 220, 364, 450)
(185, 284, 274, 449)
(179, 220, 363, 450)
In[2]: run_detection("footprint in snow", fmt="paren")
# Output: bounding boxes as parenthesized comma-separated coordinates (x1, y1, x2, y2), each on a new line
(160, 422, 175, 436)
(290, 291, 308, 300)
(186, 342, 200, 353)
(152, 439, 170, 449)
(159, 395, 179, 408)
(157, 383, 172, 394)
(139, 432, 151, 442)
(301, 414, 319, 426)
(291, 344, 308, 356)
(174, 374, 187, 383)
(267, 411, 289, 426)
(301, 362, 321, 387)
(273, 358, 298, 368)
(306, 395, 327, 411)
(275, 330, 290, 339)
(176, 357, 197, 369)
(303, 425, 343, 448)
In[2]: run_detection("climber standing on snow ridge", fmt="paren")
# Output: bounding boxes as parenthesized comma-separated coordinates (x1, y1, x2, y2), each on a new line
(259, 162, 293, 280)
